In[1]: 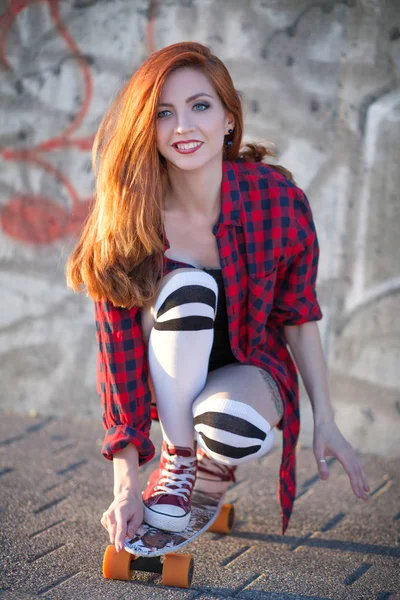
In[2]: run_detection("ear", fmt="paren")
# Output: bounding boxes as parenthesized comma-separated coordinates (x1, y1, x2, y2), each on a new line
(225, 113, 235, 132)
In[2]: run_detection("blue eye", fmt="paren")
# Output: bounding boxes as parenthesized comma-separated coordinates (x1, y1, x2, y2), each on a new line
(193, 102, 209, 111)
(157, 102, 209, 119)
(157, 110, 171, 119)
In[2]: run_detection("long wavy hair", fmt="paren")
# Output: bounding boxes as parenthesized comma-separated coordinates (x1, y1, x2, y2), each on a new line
(66, 41, 293, 308)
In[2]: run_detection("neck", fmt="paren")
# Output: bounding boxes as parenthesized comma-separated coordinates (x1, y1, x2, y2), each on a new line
(163, 156, 223, 218)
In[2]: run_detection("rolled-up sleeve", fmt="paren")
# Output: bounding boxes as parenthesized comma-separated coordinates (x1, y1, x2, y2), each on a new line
(271, 188, 323, 326)
(94, 300, 155, 465)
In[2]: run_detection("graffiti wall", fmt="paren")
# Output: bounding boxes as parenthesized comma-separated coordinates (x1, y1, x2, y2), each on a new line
(0, 0, 399, 454)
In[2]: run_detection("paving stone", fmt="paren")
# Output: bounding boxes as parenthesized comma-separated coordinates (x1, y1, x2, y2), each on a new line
(1, 411, 399, 599)
(0, 593, 44, 600)
(231, 545, 399, 599)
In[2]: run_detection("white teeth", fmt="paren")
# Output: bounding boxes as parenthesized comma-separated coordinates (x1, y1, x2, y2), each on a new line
(176, 142, 202, 150)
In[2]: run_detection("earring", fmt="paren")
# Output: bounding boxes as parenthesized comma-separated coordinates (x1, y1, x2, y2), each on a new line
(224, 128, 234, 147)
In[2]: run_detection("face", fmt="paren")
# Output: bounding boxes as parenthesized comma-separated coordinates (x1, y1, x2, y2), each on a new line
(156, 68, 234, 172)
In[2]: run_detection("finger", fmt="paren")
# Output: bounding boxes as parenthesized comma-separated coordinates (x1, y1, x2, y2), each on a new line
(100, 513, 108, 532)
(353, 466, 367, 499)
(107, 512, 117, 545)
(126, 513, 142, 539)
(318, 460, 330, 480)
(100, 511, 113, 539)
(347, 464, 367, 500)
(354, 473, 368, 500)
(350, 469, 362, 498)
(114, 506, 131, 552)
(356, 465, 369, 500)
(315, 448, 330, 480)
(344, 455, 369, 500)
(335, 446, 361, 493)
(114, 520, 127, 553)
(359, 462, 370, 494)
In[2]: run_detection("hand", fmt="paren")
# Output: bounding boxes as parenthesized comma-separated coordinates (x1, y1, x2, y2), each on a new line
(313, 419, 370, 501)
(101, 490, 144, 552)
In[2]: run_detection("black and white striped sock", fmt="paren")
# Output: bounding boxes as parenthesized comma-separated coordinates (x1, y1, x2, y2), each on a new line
(148, 270, 218, 448)
(193, 396, 275, 465)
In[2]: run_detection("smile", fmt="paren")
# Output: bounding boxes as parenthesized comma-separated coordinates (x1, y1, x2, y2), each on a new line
(173, 141, 203, 154)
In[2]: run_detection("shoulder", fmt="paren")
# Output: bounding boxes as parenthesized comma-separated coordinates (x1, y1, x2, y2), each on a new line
(232, 159, 291, 183)
(229, 160, 309, 214)
(229, 160, 317, 245)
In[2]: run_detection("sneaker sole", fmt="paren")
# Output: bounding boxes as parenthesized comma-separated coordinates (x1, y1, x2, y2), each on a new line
(143, 505, 191, 532)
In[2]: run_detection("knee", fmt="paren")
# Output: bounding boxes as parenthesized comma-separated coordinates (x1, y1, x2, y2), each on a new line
(142, 269, 219, 341)
(153, 269, 218, 329)
(193, 396, 275, 466)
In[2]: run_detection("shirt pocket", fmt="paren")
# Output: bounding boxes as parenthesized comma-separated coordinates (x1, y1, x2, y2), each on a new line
(247, 271, 277, 346)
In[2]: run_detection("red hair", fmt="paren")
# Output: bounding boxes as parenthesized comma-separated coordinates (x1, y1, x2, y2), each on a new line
(66, 41, 293, 308)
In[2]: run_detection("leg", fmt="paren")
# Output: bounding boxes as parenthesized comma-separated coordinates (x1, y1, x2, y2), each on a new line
(142, 267, 218, 448)
(193, 363, 284, 467)
(141, 268, 218, 531)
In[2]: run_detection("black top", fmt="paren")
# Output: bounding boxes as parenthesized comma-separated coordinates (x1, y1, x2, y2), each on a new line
(203, 268, 238, 372)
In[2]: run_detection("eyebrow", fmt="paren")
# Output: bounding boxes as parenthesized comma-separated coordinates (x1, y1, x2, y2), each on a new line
(158, 92, 213, 107)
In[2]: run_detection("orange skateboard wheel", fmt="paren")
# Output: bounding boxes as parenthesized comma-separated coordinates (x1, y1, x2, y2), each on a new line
(208, 503, 235, 534)
(162, 552, 194, 588)
(103, 545, 133, 581)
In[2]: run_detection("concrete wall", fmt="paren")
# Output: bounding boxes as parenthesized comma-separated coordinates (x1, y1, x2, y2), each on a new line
(0, 0, 399, 455)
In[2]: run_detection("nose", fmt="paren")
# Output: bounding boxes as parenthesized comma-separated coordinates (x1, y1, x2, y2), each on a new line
(175, 111, 195, 135)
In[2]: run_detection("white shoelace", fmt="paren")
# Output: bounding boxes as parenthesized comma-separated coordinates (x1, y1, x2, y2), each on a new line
(153, 450, 196, 500)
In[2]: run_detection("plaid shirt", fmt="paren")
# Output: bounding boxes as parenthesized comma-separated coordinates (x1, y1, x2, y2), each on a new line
(94, 159, 322, 534)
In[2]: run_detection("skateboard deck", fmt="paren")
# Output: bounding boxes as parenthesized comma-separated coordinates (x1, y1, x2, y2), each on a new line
(124, 489, 229, 557)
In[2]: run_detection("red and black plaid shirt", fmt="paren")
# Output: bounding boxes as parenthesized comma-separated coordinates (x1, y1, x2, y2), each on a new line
(94, 160, 323, 534)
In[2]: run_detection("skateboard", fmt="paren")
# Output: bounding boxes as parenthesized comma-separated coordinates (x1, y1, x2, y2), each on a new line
(102, 489, 235, 588)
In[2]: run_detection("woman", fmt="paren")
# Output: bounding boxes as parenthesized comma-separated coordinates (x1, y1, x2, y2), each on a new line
(66, 41, 369, 553)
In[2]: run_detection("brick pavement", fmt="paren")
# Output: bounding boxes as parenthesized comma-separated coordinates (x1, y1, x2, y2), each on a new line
(0, 411, 399, 599)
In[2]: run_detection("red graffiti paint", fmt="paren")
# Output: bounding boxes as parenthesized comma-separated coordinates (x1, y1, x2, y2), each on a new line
(0, 195, 91, 245)
(0, 0, 94, 245)
(0, 0, 155, 246)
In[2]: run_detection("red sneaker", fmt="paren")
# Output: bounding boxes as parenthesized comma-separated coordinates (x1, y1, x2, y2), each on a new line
(194, 447, 237, 494)
(142, 442, 197, 532)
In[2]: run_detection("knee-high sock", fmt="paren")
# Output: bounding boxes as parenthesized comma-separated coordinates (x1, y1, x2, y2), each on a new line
(193, 397, 275, 465)
(148, 270, 218, 448)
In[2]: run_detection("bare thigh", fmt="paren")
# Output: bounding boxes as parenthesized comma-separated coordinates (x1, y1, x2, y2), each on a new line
(194, 363, 284, 428)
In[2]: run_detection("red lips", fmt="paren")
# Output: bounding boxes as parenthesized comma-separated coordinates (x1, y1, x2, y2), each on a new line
(172, 141, 203, 155)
